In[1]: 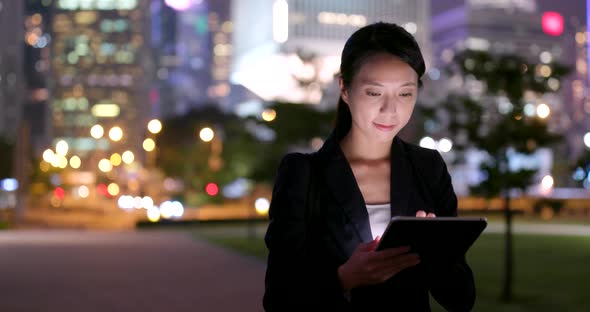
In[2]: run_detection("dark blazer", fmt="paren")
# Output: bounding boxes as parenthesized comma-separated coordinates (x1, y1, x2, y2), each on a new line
(263, 133, 476, 311)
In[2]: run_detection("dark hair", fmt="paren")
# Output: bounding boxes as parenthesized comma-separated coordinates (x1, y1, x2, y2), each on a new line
(333, 22, 426, 138)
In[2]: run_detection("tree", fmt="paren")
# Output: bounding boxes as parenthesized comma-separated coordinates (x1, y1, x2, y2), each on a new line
(249, 101, 336, 184)
(426, 50, 570, 301)
(156, 105, 261, 205)
(572, 149, 590, 188)
(0, 137, 14, 179)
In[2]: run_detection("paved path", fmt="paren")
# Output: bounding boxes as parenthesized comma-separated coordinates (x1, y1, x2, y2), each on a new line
(0, 230, 266, 312)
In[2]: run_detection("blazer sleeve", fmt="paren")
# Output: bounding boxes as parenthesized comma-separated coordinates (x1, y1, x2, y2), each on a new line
(262, 153, 347, 311)
(427, 151, 476, 312)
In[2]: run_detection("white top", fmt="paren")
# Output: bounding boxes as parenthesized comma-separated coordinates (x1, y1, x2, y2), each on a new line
(365, 203, 391, 240)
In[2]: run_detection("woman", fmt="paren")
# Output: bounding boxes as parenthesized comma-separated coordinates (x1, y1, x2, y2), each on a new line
(263, 22, 475, 311)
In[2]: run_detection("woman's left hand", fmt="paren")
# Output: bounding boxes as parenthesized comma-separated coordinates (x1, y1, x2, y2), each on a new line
(416, 210, 436, 218)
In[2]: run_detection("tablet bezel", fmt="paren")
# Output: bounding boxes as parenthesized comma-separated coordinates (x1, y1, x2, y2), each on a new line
(374, 216, 488, 262)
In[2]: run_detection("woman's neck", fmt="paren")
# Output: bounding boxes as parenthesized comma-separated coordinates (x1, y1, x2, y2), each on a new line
(340, 128, 392, 162)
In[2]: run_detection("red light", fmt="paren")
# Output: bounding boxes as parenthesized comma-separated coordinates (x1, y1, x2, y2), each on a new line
(97, 183, 109, 196)
(54, 187, 65, 199)
(542, 12, 563, 36)
(205, 183, 219, 196)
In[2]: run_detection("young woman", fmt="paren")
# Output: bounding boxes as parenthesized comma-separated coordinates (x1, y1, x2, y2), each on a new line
(263, 22, 475, 311)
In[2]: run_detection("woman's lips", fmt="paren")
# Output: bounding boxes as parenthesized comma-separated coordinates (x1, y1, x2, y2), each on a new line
(374, 122, 395, 131)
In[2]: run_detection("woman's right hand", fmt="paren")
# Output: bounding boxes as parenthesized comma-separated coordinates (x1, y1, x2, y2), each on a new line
(337, 237, 420, 291)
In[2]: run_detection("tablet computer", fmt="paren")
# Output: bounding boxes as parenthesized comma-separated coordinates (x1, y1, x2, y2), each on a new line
(375, 216, 487, 264)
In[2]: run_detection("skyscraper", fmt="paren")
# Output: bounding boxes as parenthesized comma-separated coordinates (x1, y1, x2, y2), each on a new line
(0, 0, 24, 139)
(24, 1, 53, 155)
(50, 0, 152, 166)
(571, 23, 590, 161)
(150, 0, 233, 117)
(231, 0, 431, 106)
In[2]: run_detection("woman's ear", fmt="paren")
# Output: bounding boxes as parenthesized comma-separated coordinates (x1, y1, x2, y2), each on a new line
(339, 76, 350, 104)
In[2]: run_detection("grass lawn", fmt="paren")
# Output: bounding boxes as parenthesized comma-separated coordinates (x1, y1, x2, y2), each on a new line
(186, 222, 590, 312)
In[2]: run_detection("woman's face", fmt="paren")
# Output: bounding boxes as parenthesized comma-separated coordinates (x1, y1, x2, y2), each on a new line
(340, 52, 418, 143)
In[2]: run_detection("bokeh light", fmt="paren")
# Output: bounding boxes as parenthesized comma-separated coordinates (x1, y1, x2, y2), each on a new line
(438, 138, 453, 153)
(69, 155, 81, 169)
(541, 175, 554, 195)
(57, 155, 68, 168)
(147, 119, 162, 134)
(122, 151, 135, 164)
(143, 138, 156, 151)
(55, 140, 69, 156)
(107, 183, 120, 196)
(43, 149, 55, 163)
(142, 196, 154, 209)
(419, 137, 436, 150)
(90, 125, 104, 139)
(98, 158, 113, 172)
(536, 104, 550, 119)
(110, 153, 122, 166)
(147, 206, 161, 222)
(109, 126, 123, 141)
(261, 109, 277, 122)
(206, 182, 219, 196)
(199, 127, 214, 142)
(255, 197, 270, 215)
(54, 187, 65, 199)
(78, 185, 89, 198)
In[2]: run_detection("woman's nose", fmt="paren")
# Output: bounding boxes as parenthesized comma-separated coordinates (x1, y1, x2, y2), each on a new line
(380, 98, 397, 114)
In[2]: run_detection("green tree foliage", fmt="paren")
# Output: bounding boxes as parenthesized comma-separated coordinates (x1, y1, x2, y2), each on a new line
(249, 102, 335, 183)
(156, 102, 336, 200)
(430, 50, 569, 197)
(427, 49, 570, 302)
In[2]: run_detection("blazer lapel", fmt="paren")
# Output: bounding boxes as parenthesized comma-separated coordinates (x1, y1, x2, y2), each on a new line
(390, 137, 413, 217)
(319, 134, 373, 244)
(317, 134, 416, 248)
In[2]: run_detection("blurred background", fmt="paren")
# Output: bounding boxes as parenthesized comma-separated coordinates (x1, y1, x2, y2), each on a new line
(0, 0, 589, 311)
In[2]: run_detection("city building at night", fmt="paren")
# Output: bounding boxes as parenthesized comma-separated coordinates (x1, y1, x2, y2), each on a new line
(570, 23, 590, 163)
(151, 0, 233, 117)
(0, 0, 25, 140)
(24, 1, 54, 154)
(50, 0, 152, 166)
(230, 0, 431, 109)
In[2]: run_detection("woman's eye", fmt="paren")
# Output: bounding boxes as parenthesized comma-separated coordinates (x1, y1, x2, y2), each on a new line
(366, 91, 381, 96)
(399, 92, 413, 97)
